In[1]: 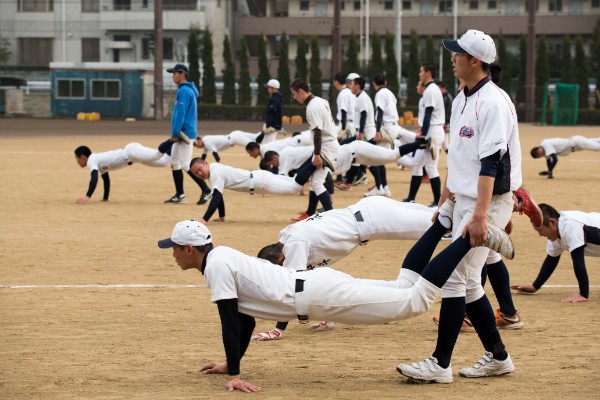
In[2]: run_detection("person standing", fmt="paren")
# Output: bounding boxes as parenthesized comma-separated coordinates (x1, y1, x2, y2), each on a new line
(257, 79, 284, 143)
(397, 29, 522, 383)
(402, 63, 445, 207)
(164, 64, 209, 204)
(289, 79, 339, 222)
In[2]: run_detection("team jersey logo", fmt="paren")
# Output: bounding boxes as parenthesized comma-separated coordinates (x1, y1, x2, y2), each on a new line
(459, 126, 475, 138)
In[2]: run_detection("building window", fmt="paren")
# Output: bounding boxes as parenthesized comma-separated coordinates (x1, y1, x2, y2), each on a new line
(142, 37, 151, 60)
(82, 38, 100, 62)
(163, 38, 174, 60)
(18, 0, 53, 11)
(56, 79, 85, 99)
(384, 1, 394, 10)
(487, 1, 497, 9)
(439, 0, 452, 13)
(548, 0, 562, 12)
(354, 1, 361, 10)
(91, 80, 121, 100)
(299, 1, 309, 11)
(593, 0, 600, 8)
(141, 37, 173, 60)
(340, 1, 345, 10)
(18, 38, 53, 66)
(164, 0, 196, 10)
(113, 0, 130, 11)
(81, 0, 99, 12)
(402, 1, 412, 10)
(469, 1, 479, 10)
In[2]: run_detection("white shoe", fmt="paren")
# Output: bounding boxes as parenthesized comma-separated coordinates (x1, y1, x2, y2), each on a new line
(308, 321, 335, 331)
(459, 351, 515, 378)
(396, 357, 453, 384)
(364, 186, 384, 197)
(427, 137, 439, 160)
(437, 197, 455, 229)
(484, 222, 515, 260)
(383, 185, 392, 197)
(251, 328, 283, 341)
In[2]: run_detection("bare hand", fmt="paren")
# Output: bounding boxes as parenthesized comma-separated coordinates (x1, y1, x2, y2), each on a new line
(374, 132, 382, 143)
(76, 196, 90, 204)
(431, 210, 439, 224)
(561, 294, 588, 303)
(226, 377, 262, 393)
(312, 154, 324, 168)
(200, 362, 227, 374)
(462, 215, 488, 247)
(510, 283, 537, 294)
(170, 137, 180, 143)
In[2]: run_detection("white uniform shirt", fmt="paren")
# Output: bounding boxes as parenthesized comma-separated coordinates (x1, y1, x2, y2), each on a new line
(354, 91, 376, 134)
(87, 149, 129, 175)
(208, 163, 251, 193)
(374, 87, 399, 125)
(260, 136, 301, 157)
(336, 87, 356, 125)
(447, 80, 522, 198)
(546, 211, 600, 257)
(541, 138, 573, 157)
(204, 246, 297, 321)
(306, 96, 339, 160)
(278, 146, 314, 176)
(421, 82, 445, 129)
(417, 97, 424, 127)
(202, 135, 232, 155)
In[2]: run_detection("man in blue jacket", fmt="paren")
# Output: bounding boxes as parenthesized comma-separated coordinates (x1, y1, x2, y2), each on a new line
(164, 63, 210, 204)
(257, 79, 284, 143)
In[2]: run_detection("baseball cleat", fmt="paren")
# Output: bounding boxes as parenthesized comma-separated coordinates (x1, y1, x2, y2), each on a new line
(484, 222, 515, 260)
(364, 186, 385, 197)
(427, 137, 439, 160)
(432, 314, 475, 333)
(178, 131, 191, 144)
(164, 194, 186, 204)
(308, 321, 335, 331)
(437, 197, 455, 229)
(334, 182, 352, 190)
(514, 186, 543, 228)
(383, 185, 392, 197)
(197, 193, 211, 205)
(495, 309, 524, 330)
(396, 357, 453, 384)
(251, 328, 283, 341)
(459, 352, 515, 378)
(291, 212, 311, 222)
(351, 174, 367, 186)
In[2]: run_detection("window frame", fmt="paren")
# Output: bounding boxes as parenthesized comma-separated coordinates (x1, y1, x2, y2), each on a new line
(90, 79, 121, 100)
(55, 78, 86, 100)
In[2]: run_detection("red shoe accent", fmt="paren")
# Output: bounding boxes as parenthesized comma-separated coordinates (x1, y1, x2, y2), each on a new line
(291, 212, 311, 222)
(515, 186, 543, 228)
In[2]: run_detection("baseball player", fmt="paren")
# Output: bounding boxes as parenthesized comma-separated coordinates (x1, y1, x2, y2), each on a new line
(262, 146, 315, 177)
(530, 136, 600, 179)
(158, 215, 513, 392)
(194, 131, 262, 162)
(190, 158, 316, 223)
(397, 30, 522, 384)
(252, 197, 441, 340)
(333, 72, 357, 140)
(259, 79, 285, 143)
(74, 142, 171, 204)
(402, 63, 446, 207)
(289, 78, 339, 222)
(512, 203, 600, 303)
(245, 131, 313, 160)
(163, 63, 203, 205)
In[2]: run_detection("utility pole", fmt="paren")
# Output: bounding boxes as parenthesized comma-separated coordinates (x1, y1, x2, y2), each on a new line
(395, 2, 402, 98)
(154, 0, 164, 120)
(332, 0, 342, 111)
(525, 0, 536, 123)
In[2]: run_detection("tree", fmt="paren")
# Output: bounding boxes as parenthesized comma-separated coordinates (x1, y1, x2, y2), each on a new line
(406, 30, 421, 107)
(574, 35, 589, 110)
(295, 33, 308, 80)
(369, 32, 384, 80)
(238, 36, 251, 106)
(277, 32, 291, 104)
(201, 29, 216, 104)
(187, 27, 201, 92)
(496, 32, 513, 96)
(344, 31, 360, 76)
(310, 35, 322, 97)
(384, 31, 399, 98)
(441, 31, 455, 96)
(256, 34, 271, 106)
(424, 34, 436, 64)
(516, 35, 527, 105)
(536, 36, 549, 110)
(561, 35, 573, 83)
(221, 35, 236, 105)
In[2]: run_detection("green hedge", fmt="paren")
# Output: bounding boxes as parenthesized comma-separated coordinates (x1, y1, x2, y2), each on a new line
(516, 107, 600, 125)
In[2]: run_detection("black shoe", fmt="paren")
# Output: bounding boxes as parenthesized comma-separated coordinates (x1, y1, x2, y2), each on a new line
(197, 193, 211, 205)
(164, 194, 186, 204)
(402, 198, 415, 203)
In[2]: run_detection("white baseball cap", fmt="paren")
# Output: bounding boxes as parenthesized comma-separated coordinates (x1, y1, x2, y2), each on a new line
(158, 220, 212, 248)
(346, 72, 360, 81)
(264, 79, 280, 89)
(442, 29, 496, 64)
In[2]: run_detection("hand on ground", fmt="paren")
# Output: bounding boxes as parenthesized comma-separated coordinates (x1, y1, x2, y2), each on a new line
(510, 283, 537, 294)
(561, 294, 588, 303)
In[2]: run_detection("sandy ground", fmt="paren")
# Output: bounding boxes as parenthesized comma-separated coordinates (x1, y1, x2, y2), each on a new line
(0, 118, 599, 399)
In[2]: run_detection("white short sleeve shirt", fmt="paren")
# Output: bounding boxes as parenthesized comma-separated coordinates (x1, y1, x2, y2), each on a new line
(546, 211, 600, 257)
(421, 82, 445, 127)
(208, 163, 251, 193)
(541, 138, 573, 157)
(374, 87, 399, 125)
(87, 149, 129, 175)
(336, 87, 356, 124)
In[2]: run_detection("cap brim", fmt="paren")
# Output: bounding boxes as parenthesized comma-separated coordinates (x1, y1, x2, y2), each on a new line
(166, 68, 175, 73)
(263, 84, 270, 88)
(442, 39, 468, 54)
(158, 238, 178, 248)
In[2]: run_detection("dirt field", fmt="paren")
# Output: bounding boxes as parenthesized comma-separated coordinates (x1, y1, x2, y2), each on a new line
(1, 118, 599, 399)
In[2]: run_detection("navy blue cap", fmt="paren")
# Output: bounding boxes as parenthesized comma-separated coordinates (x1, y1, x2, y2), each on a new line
(166, 64, 189, 74)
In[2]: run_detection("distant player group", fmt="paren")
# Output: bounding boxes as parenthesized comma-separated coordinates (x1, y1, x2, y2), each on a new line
(73, 30, 599, 393)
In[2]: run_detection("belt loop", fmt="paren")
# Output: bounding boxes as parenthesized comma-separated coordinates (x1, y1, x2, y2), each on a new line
(249, 172, 255, 195)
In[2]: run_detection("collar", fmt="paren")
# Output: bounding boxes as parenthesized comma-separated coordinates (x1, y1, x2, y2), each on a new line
(200, 245, 214, 275)
(425, 80, 436, 88)
(304, 94, 315, 105)
(464, 75, 491, 97)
